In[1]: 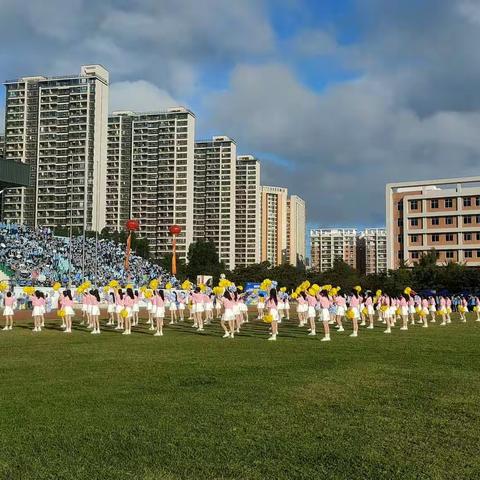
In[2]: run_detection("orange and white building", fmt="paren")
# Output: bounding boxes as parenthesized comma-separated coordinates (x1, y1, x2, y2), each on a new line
(386, 177, 480, 269)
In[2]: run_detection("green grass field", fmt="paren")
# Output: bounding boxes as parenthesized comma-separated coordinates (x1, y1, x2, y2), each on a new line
(1, 312, 480, 480)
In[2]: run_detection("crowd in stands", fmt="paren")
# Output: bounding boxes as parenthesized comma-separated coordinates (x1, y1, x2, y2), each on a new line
(0, 223, 172, 286)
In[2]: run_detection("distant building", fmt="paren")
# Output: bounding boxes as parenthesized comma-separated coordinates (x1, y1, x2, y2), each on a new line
(286, 195, 306, 267)
(357, 228, 387, 274)
(106, 107, 195, 260)
(2, 65, 109, 231)
(235, 155, 260, 267)
(260, 186, 288, 266)
(194, 136, 236, 269)
(387, 177, 480, 269)
(310, 228, 357, 272)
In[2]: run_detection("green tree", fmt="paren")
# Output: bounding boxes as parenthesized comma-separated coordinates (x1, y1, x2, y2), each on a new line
(186, 240, 226, 282)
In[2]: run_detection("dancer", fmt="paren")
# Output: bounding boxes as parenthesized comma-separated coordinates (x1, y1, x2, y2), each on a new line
(349, 290, 360, 337)
(318, 290, 331, 341)
(221, 290, 235, 338)
(382, 295, 392, 334)
(257, 294, 265, 321)
(284, 294, 291, 321)
(132, 290, 140, 327)
(106, 291, 115, 325)
(60, 289, 75, 333)
(30, 290, 43, 332)
(429, 296, 436, 323)
(399, 295, 409, 330)
(334, 294, 346, 332)
(365, 293, 375, 329)
(191, 287, 204, 331)
(169, 291, 178, 325)
(2, 291, 15, 330)
(266, 288, 279, 341)
(408, 295, 416, 326)
(438, 296, 447, 326)
(459, 296, 468, 322)
(297, 291, 307, 327)
(122, 288, 135, 335)
(154, 289, 165, 336)
(420, 297, 429, 327)
(178, 293, 186, 321)
(214, 294, 222, 320)
(306, 289, 317, 336)
(115, 289, 124, 330)
(475, 296, 480, 322)
(90, 289, 101, 334)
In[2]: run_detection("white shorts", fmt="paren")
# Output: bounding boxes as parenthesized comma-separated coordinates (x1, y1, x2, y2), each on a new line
(367, 305, 375, 315)
(196, 304, 204, 313)
(3, 306, 13, 316)
(107, 304, 115, 314)
(115, 305, 123, 314)
(240, 304, 248, 312)
(133, 304, 139, 313)
(233, 305, 240, 316)
(179, 304, 186, 310)
(320, 308, 330, 322)
(257, 302, 265, 309)
(155, 307, 165, 318)
(429, 306, 436, 312)
(32, 306, 43, 317)
(223, 308, 234, 321)
(336, 306, 345, 316)
(401, 306, 408, 316)
(307, 306, 316, 318)
(91, 306, 100, 316)
(269, 308, 279, 322)
(205, 303, 213, 311)
(64, 306, 74, 316)
(170, 304, 177, 311)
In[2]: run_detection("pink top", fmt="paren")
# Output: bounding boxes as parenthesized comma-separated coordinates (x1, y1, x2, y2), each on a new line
(91, 296, 99, 306)
(462, 298, 468, 307)
(297, 297, 306, 305)
(222, 298, 234, 309)
(349, 296, 360, 307)
(365, 297, 373, 306)
(446, 298, 452, 307)
(155, 295, 164, 307)
(202, 293, 210, 303)
(30, 296, 42, 306)
(265, 299, 278, 310)
(60, 296, 74, 307)
(440, 297, 446, 307)
(123, 295, 134, 307)
(335, 296, 346, 307)
(4, 296, 15, 307)
(383, 296, 391, 306)
(421, 299, 428, 308)
(408, 298, 414, 306)
(319, 297, 330, 309)
(192, 293, 203, 304)
(115, 294, 124, 306)
(306, 294, 317, 307)
(400, 298, 407, 307)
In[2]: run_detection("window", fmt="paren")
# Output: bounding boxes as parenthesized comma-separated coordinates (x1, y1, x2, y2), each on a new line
(410, 200, 418, 210)
(476, 197, 480, 207)
(432, 234, 440, 242)
(397, 234, 402, 243)
(431, 217, 440, 226)
(412, 252, 419, 259)
(446, 251, 454, 259)
(476, 215, 480, 224)
(397, 201, 403, 211)
(477, 250, 480, 258)
(464, 197, 472, 207)
(477, 233, 480, 241)
(431, 199, 439, 209)
(398, 251, 404, 260)
(445, 198, 453, 208)
(464, 216, 472, 224)
(465, 250, 473, 258)
(410, 218, 418, 227)
(397, 218, 403, 226)
(464, 233, 472, 241)
(411, 235, 418, 243)
(445, 216, 453, 225)
(446, 234, 454, 242)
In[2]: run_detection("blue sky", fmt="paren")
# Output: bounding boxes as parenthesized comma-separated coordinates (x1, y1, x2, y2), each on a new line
(2, 0, 480, 230)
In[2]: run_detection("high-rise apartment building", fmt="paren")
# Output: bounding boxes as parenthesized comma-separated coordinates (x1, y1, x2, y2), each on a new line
(105, 107, 195, 260)
(310, 228, 357, 272)
(357, 228, 387, 274)
(2, 65, 109, 231)
(286, 195, 306, 267)
(194, 136, 236, 269)
(387, 177, 480, 269)
(260, 186, 288, 266)
(0, 134, 4, 158)
(235, 155, 260, 267)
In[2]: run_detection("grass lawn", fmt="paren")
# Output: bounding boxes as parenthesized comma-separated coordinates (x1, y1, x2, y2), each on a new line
(1, 311, 480, 479)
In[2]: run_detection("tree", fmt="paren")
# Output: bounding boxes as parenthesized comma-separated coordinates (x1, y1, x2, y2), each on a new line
(156, 253, 187, 278)
(186, 240, 226, 282)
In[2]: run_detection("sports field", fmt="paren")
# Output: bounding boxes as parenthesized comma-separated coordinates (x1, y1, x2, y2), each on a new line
(1, 312, 479, 480)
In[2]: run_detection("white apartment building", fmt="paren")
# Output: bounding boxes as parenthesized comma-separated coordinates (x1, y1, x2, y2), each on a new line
(106, 108, 195, 260)
(194, 136, 236, 269)
(2, 65, 109, 231)
(260, 186, 288, 266)
(235, 155, 260, 267)
(387, 177, 480, 269)
(357, 228, 387, 275)
(286, 195, 306, 267)
(310, 228, 357, 272)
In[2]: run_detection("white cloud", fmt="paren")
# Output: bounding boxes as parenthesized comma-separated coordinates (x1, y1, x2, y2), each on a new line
(109, 81, 178, 113)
